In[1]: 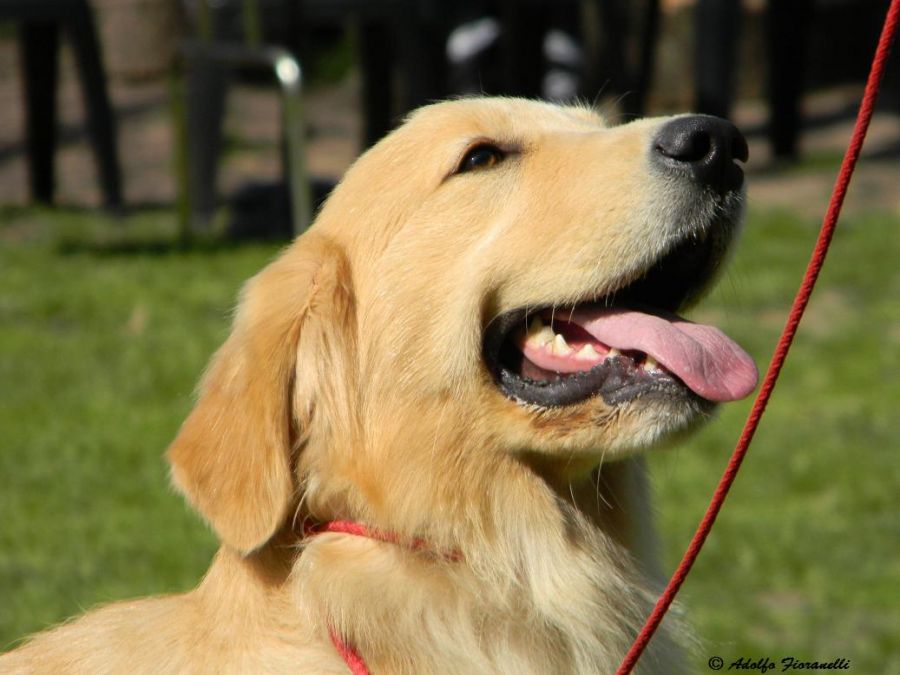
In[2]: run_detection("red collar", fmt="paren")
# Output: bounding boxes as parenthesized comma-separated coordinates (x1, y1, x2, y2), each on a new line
(304, 520, 462, 674)
(305, 519, 463, 561)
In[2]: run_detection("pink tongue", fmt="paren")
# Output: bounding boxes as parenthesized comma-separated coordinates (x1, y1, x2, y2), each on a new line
(571, 307, 758, 402)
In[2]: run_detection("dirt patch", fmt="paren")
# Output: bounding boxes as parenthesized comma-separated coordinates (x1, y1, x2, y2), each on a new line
(0, 37, 896, 219)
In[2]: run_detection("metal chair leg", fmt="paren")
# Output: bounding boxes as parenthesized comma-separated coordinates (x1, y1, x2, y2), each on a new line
(766, 0, 812, 158)
(19, 21, 60, 204)
(180, 41, 311, 235)
(184, 51, 228, 231)
(68, 1, 123, 208)
(274, 52, 311, 235)
(694, 0, 741, 118)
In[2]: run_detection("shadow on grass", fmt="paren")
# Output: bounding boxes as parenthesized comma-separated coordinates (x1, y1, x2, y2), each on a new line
(742, 98, 899, 177)
(58, 238, 242, 257)
(0, 177, 337, 258)
(0, 203, 234, 257)
(740, 99, 864, 140)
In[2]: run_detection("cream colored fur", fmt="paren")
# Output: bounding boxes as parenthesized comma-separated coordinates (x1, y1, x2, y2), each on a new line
(0, 98, 742, 674)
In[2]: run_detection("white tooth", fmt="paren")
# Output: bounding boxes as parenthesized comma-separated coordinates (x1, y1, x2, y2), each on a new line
(606, 348, 621, 359)
(534, 326, 555, 346)
(576, 344, 601, 361)
(552, 333, 573, 355)
(524, 317, 554, 347)
(643, 355, 659, 371)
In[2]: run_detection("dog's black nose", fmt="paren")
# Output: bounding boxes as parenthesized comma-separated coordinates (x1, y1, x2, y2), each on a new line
(652, 115, 748, 194)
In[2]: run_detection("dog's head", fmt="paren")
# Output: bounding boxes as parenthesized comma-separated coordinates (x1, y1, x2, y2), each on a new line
(168, 98, 757, 553)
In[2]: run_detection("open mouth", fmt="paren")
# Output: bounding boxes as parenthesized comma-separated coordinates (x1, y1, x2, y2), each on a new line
(483, 232, 759, 408)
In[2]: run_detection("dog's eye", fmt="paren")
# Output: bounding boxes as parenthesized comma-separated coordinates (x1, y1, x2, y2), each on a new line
(457, 143, 506, 174)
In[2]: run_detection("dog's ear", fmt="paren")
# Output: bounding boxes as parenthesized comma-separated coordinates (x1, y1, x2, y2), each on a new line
(167, 234, 352, 554)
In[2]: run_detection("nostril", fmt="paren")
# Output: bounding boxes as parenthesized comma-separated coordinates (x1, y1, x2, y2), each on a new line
(656, 129, 712, 164)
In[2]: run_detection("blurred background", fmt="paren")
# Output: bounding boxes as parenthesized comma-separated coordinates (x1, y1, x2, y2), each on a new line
(1, 0, 898, 671)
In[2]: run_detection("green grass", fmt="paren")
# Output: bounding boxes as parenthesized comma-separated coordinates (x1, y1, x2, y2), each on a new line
(650, 209, 900, 673)
(0, 208, 281, 650)
(1, 206, 898, 671)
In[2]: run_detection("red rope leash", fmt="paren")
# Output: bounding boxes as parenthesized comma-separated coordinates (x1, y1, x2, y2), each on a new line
(617, 2, 900, 672)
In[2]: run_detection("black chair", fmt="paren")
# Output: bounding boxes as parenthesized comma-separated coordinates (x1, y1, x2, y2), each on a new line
(177, 0, 427, 234)
(3, 0, 122, 206)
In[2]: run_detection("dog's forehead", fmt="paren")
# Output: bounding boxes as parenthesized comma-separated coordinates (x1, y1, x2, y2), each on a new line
(311, 97, 616, 258)
(405, 98, 607, 142)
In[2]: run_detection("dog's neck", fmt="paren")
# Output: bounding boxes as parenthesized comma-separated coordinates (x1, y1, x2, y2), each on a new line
(273, 454, 676, 674)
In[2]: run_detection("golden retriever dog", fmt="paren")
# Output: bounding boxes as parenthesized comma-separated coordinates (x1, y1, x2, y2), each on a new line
(2, 97, 757, 674)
